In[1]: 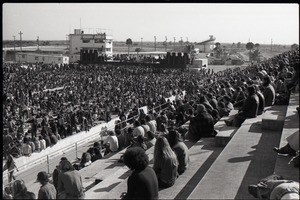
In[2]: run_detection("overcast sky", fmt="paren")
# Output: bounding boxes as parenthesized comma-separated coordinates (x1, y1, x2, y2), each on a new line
(2, 3, 299, 45)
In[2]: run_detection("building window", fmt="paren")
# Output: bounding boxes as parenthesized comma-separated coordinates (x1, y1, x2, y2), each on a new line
(106, 48, 111, 52)
(22, 55, 25, 58)
(75, 48, 78, 50)
(95, 39, 104, 43)
(35, 56, 39, 61)
(82, 39, 90, 43)
(58, 58, 61, 61)
(42, 57, 45, 61)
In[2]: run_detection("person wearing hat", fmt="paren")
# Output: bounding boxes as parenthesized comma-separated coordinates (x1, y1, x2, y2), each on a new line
(37, 171, 56, 199)
(186, 104, 215, 142)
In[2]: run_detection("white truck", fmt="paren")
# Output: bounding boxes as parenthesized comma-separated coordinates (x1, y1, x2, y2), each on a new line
(189, 58, 208, 71)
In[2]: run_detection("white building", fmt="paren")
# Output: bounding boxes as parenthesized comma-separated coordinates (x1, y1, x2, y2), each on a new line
(68, 29, 113, 63)
(16, 52, 69, 65)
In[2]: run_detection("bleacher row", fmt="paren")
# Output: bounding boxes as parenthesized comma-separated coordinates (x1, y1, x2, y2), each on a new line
(25, 92, 299, 199)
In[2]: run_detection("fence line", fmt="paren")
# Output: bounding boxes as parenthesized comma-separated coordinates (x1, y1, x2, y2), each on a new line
(3, 101, 172, 187)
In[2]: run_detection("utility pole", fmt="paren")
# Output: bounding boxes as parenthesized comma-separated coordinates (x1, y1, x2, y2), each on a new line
(13, 36, 16, 51)
(154, 36, 156, 51)
(186, 37, 188, 43)
(37, 36, 39, 51)
(165, 36, 167, 52)
(271, 38, 273, 52)
(19, 31, 23, 51)
(174, 37, 176, 51)
(141, 37, 143, 50)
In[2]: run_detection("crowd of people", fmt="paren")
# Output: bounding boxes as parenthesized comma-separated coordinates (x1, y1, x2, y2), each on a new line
(3, 47, 299, 199)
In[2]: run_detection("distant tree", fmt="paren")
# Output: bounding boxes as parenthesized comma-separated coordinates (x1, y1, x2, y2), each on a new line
(250, 49, 262, 62)
(231, 43, 235, 48)
(246, 42, 254, 61)
(185, 44, 194, 54)
(135, 48, 141, 54)
(291, 43, 299, 51)
(126, 38, 133, 55)
(179, 39, 184, 46)
(168, 41, 173, 45)
(213, 42, 222, 58)
(237, 42, 241, 49)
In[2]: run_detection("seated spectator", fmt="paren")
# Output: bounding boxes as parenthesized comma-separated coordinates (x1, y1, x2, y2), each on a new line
(121, 147, 158, 200)
(187, 104, 215, 142)
(263, 76, 276, 107)
(140, 119, 150, 133)
(91, 147, 102, 162)
(39, 135, 46, 151)
(103, 130, 119, 155)
(49, 133, 58, 146)
(211, 109, 221, 124)
(145, 131, 157, 149)
(217, 102, 230, 118)
(255, 85, 265, 115)
(248, 174, 299, 200)
(273, 131, 299, 157)
(168, 130, 190, 175)
(132, 120, 145, 138)
(153, 136, 178, 188)
(116, 129, 126, 150)
(33, 136, 41, 152)
(74, 152, 92, 170)
(22, 138, 32, 157)
(130, 135, 147, 151)
(225, 85, 259, 127)
(145, 115, 157, 134)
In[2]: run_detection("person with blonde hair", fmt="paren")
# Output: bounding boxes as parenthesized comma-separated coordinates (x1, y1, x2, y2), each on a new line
(153, 136, 178, 188)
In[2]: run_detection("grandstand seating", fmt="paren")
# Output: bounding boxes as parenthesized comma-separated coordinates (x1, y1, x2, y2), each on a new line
(273, 92, 299, 181)
(262, 105, 287, 131)
(11, 92, 299, 199)
(214, 108, 239, 147)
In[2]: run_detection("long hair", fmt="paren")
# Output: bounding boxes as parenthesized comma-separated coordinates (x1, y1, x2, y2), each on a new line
(12, 180, 27, 196)
(153, 136, 178, 170)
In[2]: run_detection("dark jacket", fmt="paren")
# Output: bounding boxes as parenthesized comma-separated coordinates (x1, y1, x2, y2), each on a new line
(188, 111, 215, 141)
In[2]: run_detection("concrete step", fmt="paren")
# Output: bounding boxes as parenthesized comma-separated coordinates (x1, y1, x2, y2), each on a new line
(214, 109, 239, 147)
(99, 138, 221, 200)
(188, 114, 281, 199)
(84, 146, 155, 199)
(215, 125, 239, 147)
(262, 105, 288, 131)
(273, 92, 299, 181)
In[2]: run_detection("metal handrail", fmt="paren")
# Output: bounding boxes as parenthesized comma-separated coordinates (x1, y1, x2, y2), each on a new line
(3, 101, 172, 187)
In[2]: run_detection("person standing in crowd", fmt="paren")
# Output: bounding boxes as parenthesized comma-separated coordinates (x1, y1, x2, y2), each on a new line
(52, 157, 68, 194)
(11, 180, 36, 199)
(3, 154, 19, 184)
(3, 129, 13, 159)
(57, 160, 85, 199)
(36, 171, 57, 199)
(262, 76, 276, 107)
(121, 147, 159, 200)
(153, 136, 178, 188)
(168, 130, 190, 175)
(187, 104, 215, 141)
